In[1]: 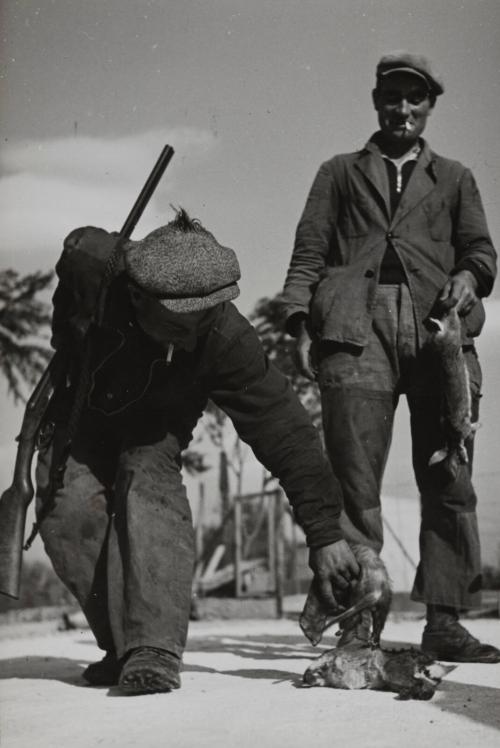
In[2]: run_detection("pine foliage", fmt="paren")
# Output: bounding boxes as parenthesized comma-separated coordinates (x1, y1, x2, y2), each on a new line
(0, 269, 54, 401)
(249, 294, 322, 429)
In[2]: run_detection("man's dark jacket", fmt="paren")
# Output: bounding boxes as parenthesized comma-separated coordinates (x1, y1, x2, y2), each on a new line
(283, 137, 497, 345)
(50, 277, 343, 549)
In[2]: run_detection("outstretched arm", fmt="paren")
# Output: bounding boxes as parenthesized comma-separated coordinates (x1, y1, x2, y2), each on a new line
(205, 306, 359, 597)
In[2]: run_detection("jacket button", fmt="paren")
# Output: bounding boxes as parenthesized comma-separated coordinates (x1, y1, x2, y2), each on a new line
(386, 232, 393, 239)
(365, 269, 375, 278)
(106, 392, 114, 400)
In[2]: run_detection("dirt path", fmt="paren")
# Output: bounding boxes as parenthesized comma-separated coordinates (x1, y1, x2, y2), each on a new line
(1, 616, 499, 747)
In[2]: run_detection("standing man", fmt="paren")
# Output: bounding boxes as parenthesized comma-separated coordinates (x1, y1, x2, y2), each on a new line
(282, 52, 499, 663)
(36, 209, 360, 695)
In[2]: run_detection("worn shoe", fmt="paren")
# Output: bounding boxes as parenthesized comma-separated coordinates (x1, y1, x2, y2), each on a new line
(336, 610, 372, 648)
(422, 622, 500, 663)
(119, 646, 181, 695)
(82, 651, 122, 686)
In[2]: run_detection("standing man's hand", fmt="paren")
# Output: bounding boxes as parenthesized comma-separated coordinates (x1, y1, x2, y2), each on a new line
(309, 540, 360, 609)
(292, 318, 316, 381)
(439, 270, 479, 316)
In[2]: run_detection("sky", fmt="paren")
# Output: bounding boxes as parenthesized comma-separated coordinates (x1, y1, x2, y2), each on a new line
(1, 0, 500, 574)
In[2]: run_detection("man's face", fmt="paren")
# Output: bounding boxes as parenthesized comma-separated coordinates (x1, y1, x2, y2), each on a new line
(128, 284, 209, 352)
(372, 72, 434, 147)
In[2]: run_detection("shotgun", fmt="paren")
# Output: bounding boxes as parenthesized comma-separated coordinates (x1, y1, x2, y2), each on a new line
(0, 144, 174, 598)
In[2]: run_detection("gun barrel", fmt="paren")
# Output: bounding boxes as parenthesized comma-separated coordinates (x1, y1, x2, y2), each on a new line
(95, 144, 175, 326)
(119, 144, 175, 240)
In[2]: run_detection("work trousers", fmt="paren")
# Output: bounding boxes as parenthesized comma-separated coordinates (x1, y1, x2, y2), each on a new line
(318, 284, 483, 609)
(35, 411, 196, 659)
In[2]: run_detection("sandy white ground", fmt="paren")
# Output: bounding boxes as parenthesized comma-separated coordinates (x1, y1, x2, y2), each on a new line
(1, 615, 499, 748)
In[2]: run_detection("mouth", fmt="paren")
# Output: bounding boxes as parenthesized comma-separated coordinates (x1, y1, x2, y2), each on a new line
(391, 121, 415, 134)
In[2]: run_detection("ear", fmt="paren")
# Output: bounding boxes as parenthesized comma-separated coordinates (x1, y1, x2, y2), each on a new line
(372, 88, 380, 110)
(428, 662, 456, 680)
(426, 317, 444, 334)
(428, 449, 448, 467)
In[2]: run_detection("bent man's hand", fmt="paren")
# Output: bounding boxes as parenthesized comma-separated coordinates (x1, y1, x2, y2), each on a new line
(294, 324, 316, 381)
(309, 540, 360, 610)
(439, 270, 478, 316)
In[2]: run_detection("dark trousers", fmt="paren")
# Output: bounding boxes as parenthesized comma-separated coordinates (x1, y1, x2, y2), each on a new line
(35, 412, 196, 659)
(318, 285, 483, 609)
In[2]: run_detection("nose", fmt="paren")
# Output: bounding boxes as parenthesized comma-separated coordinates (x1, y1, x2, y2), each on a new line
(395, 98, 411, 116)
(303, 667, 319, 686)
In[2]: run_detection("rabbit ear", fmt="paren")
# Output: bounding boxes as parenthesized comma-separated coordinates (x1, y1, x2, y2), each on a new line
(428, 448, 448, 466)
(299, 584, 346, 645)
(427, 662, 457, 680)
(426, 317, 444, 333)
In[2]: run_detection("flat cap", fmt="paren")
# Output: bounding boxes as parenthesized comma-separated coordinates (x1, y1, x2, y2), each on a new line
(124, 209, 241, 312)
(376, 51, 444, 96)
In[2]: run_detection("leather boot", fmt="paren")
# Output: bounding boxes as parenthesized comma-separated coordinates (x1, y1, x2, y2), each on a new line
(82, 651, 122, 686)
(422, 605, 500, 663)
(119, 646, 181, 695)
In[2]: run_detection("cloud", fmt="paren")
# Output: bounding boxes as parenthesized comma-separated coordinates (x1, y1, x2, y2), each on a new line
(1, 129, 217, 184)
(0, 128, 218, 270)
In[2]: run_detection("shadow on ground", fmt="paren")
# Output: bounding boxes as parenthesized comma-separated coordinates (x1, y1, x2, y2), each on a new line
(186, 633, 418, 659)
(186, 633, 317, 661)
(429, 679, 500, 732)
(2, 633, 499, 733)
(0, 656, 87, 687)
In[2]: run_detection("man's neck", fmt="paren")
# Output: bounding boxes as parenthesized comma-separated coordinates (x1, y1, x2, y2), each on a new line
(377, 135, 420, 159)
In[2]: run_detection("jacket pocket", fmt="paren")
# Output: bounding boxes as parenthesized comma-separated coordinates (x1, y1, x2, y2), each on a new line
(310, 268, 340, 332)
(310, 265, 376, 346)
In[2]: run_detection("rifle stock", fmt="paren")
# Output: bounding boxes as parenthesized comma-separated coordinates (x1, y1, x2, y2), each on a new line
(0, 354, 67, 598)
(0, 144, 174, 598)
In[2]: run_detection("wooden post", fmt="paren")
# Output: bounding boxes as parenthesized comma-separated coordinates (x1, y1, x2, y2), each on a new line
(192, 482, 205, 594)
(274, 490, 284, 619)
(195, 482, 205, 561)
(234, 496, 242, 597)
(289, 509, 300, 594)
(219, 449, 230, 518)
(267, 493, 276, 587)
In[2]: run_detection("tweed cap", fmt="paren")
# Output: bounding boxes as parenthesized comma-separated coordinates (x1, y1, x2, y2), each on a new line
(376, 51, 444, 97)
(124, 209, 240, 312)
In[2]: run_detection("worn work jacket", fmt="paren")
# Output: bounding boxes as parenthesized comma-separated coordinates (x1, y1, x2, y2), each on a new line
(283, 136, 497, 347)
(50, 287, 343, 549)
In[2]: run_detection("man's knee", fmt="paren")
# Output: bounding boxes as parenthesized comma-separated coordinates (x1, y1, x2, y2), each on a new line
(37, 466, 109, 546)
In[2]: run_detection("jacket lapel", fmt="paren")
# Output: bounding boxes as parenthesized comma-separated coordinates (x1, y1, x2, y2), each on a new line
(353, 142, 391, 224)
(391, 142, 437, 227)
